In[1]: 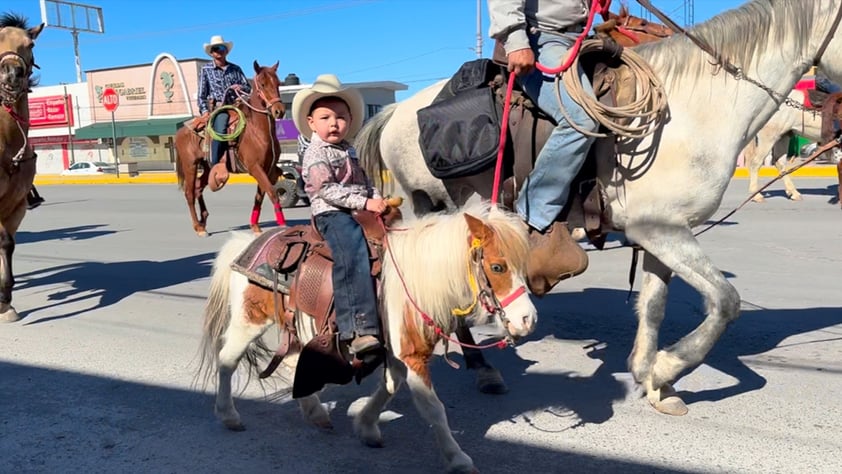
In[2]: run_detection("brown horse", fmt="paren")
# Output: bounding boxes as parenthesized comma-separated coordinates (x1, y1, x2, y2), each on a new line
(598, 4, 674, 47)
(175, 61, 286, 237)
(0, 13, 43, 323)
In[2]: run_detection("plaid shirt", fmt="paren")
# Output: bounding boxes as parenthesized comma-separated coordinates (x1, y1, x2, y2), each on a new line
(197, 62, 251, 114)
(302, 134, 381, 216)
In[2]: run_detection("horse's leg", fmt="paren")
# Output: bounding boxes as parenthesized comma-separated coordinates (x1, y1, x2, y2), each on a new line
(0, 201, 26, 322)
(746, 140, 766, 203)
(247, 164, 286, 234)
(197, 161, 210, 232)
(354, 353, 406, 448)
(296, 394, 333, 430)
(626, 252, 683, 414)
(625, 224, 741, 415)
(184, 159, 208, 237)
(776, 155, 802, 201)
(454, 322, 507, 394)
(404, 363, 474, 473)
(837, 159, 842, 208)
(215, 279, 275, 431)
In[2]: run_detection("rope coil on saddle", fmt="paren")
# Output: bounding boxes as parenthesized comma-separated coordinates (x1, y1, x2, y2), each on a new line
(207, 105, 247, 142)
(557, 39, 668, 139)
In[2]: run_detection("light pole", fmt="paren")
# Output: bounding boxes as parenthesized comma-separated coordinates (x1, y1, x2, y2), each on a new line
(476, 0, 483, 58)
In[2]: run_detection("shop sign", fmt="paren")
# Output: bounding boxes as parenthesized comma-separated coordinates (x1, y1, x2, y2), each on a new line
(29, 95, 74, 128)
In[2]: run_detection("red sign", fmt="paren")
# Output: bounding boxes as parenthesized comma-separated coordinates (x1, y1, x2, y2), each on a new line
(102, 87, 119, 112)
(29, 95, 74, 128)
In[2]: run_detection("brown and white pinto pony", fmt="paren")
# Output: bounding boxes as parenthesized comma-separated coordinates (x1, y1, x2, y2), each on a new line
(197, 202, 537, 473)
(175, 61, 286, 237)
(0, 13, 44, 322)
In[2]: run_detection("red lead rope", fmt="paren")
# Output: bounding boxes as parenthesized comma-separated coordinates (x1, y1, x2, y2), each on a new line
(535, 0, 612, 75)
(490, 0, 611, 205)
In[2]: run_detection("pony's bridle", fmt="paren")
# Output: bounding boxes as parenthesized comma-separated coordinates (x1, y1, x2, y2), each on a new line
(457, 238, 528, 345)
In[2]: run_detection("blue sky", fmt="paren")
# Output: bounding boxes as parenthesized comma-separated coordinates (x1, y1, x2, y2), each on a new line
(15, 0, 745, 100)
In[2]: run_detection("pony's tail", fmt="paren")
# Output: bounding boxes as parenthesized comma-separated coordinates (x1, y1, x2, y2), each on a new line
(355, 102, 397, 195)
(195, 232, 255, 389)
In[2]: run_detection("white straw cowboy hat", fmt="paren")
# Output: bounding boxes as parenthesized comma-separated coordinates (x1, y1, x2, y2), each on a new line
(292, 74, 365, 141)
(203, 35, 233, 56)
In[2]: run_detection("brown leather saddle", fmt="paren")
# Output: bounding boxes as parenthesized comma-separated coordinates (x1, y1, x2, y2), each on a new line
(189, 106, 246, 173)
(230, 210, 390, 398)
(488, 40, 635, 249)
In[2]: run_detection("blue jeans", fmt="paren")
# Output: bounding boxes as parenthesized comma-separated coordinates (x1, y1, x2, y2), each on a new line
(314, 211, 380, 340)
(210, 111, 229, 166)
(515, 31, 599, 232)
(816, 74, 842, 94)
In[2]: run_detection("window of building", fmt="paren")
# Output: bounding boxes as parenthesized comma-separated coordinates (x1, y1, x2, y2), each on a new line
(367, 104, 382, 120)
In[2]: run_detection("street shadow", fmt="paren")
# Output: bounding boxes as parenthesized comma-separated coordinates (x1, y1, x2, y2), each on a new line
(14, 253, 214, 324)
(827, 183, 840, 205)
(0, 360, 703, 473)
(426, 280, 842, 437)
(16, 224, 116, 244)
(758, 185, 836, 201)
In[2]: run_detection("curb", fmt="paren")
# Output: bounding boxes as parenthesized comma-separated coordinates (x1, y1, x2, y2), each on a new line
(33, 165, 840, 185)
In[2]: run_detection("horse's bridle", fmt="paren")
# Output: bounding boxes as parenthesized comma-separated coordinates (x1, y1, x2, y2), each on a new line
(637, 0, 842, 111)
(0, 49, 36, 107)
(0, 46, 37, 167)
(465, 243, 528, 346)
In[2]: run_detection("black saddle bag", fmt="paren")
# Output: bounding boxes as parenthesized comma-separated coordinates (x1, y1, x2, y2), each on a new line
(417, 59, 507, 179)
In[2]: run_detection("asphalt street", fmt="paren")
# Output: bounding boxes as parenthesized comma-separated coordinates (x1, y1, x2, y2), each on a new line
(2, 178, 841, 473)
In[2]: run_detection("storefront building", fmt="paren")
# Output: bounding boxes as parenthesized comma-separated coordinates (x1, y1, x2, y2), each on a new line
(29, 56, 407, 174)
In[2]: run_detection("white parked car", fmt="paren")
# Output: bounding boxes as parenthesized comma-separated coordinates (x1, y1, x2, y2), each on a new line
(61, 161, 118, 176)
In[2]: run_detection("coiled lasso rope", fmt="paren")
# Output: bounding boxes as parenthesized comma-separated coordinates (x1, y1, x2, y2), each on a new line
(207, 105, 247, 142)
(557, 39, 668, 139)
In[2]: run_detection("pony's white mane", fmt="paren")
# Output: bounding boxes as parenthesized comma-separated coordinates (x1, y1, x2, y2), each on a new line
(637, 0, 816, 81)
(381, 202, 528, 331)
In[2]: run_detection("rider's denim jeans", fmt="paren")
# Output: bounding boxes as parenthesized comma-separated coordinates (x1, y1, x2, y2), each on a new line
(314, 210, 380, 340)
(515, 31, 599, 232)
(210, 111, 229, 166)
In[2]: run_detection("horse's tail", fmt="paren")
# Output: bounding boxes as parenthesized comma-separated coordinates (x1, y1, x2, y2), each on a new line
(355, 102, 398, 194)
(195, 231, 256, 389)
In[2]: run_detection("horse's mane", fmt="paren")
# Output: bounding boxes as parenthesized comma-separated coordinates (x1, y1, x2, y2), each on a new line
(0, 13, 32, 31)
(636, 0, 815, 80)
(382, 202, 528, 330)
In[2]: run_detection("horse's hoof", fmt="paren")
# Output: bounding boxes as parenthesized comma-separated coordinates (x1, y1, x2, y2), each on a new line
(476, 367, 508, 395)
(223, 420, 246, 431)
(751, 195, 765, 203)
(647, 384, 688, 416)
(311, 418, 334, 431)
(789, 193, 803, 201)
(0, 308, 21, 323)
(196, 230, 209, 238)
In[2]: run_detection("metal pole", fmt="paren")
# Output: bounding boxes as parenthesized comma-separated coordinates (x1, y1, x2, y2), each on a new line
(476, 0, 482, 58)
(63, 83, 75, 165)
(72, 29, 81, 83)
(111, 110, 119, 178)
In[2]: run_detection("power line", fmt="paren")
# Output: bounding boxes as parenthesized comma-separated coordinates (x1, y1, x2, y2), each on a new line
(36, 0, 382, 48)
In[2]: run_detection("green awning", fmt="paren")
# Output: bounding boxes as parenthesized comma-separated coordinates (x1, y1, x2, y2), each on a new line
(74, 117, 190, 140)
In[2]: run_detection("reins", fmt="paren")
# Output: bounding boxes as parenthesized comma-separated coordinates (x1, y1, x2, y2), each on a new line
(694, 137, 841, 237)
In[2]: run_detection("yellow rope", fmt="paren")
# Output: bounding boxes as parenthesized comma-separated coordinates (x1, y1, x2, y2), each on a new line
(207, 105, 247, 142)
(451, 237, 484, 316)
